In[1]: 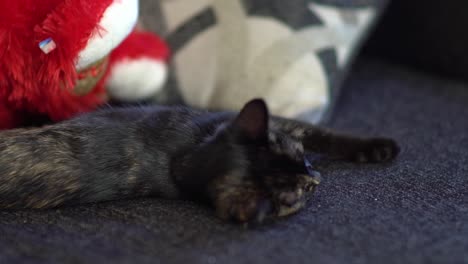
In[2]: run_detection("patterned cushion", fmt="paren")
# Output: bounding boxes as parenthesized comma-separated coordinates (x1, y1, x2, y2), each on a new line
(140, 0, 388, 123)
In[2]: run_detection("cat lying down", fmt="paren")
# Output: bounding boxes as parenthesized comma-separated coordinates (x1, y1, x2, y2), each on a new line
(0, 99, 399, 224)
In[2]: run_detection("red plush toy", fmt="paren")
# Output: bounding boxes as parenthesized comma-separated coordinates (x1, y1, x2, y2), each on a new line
(0, 0, 170, 129)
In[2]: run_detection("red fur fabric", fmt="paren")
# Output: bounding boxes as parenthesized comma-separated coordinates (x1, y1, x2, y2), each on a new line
(110, 30, 170, 64)
(0, 0, 113, 129)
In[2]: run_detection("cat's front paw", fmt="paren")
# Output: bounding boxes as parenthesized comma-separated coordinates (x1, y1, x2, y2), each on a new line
(210, 172, 320, 224)
(354, 138, 400, 163)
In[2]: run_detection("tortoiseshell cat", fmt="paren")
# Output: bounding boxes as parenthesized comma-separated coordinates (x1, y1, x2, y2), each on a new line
(0, 99, 399, 223)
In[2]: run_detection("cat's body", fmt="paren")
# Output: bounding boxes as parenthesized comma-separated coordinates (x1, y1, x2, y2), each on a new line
(0, 99, 399, 223)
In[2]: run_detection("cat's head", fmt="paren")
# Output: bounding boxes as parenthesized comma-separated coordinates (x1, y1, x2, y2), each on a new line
(173, 99, 315, 199)
(172, 99, 319, 222)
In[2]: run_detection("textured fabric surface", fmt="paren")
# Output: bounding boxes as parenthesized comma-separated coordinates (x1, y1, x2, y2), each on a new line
(1, 58, 467, 263)
(139, 0, 384, 123)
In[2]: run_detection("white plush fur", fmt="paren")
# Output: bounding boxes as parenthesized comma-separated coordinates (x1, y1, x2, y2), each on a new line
(106, 58, 167, 101)
(76, 0, 139, 70)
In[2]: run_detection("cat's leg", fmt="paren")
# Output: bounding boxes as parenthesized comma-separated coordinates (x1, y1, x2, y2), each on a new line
(304, 132, 400, 163)
(270, 117, 400, 163)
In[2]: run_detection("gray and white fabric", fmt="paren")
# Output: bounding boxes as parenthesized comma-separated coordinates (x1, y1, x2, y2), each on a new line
(141, 0, 387, 123)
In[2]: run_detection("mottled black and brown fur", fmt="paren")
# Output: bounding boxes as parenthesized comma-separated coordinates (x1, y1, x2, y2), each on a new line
(0, 99, 399, 223)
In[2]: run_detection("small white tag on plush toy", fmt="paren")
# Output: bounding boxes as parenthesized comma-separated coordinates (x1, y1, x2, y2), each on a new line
(39, 38, 57, 54)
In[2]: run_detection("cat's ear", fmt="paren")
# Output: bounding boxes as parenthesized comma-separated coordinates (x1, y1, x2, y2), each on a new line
(232, 99, 269, 140)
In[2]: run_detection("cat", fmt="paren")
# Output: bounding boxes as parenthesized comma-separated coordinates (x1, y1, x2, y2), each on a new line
(0, 99, 399, 223)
